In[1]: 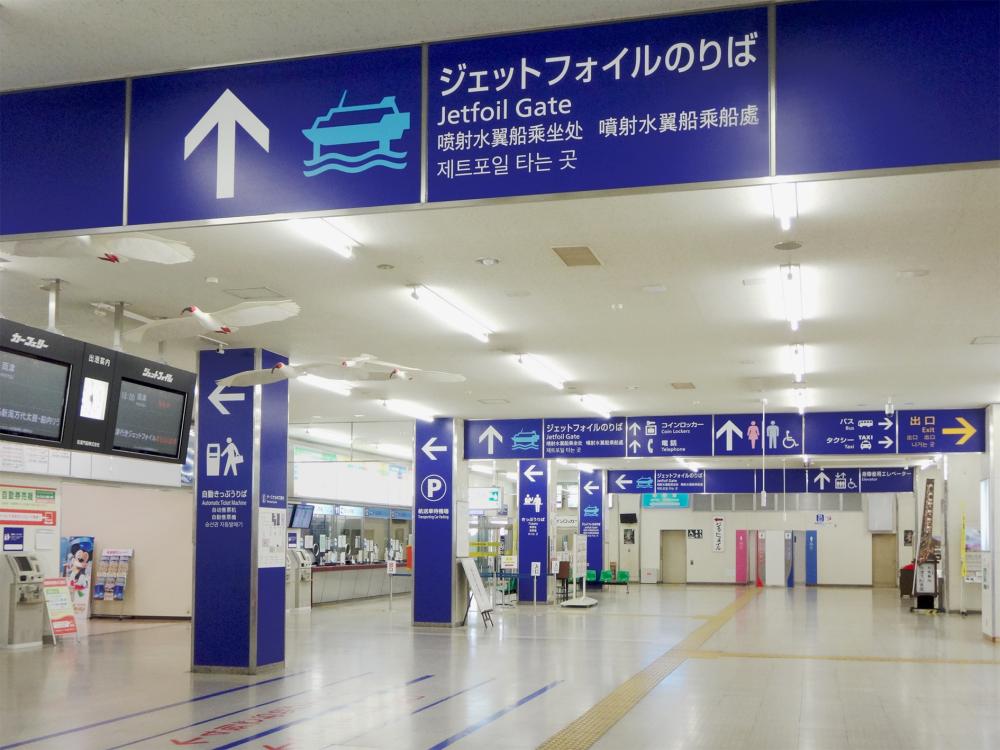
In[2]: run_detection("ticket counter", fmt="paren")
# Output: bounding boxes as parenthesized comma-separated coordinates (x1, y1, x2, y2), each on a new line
(311, 563, 411, 605)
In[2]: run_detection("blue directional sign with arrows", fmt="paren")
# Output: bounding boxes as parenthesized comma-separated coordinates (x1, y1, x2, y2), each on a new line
(464, 419, 543, 459)
(897, 409, 985, 454)
(625, 415, 713, 457)
(127, 47, 421, 225)
(804, 411, 896, 455)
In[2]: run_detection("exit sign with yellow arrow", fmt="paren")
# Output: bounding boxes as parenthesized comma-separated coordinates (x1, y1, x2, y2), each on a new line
(898, 409, 986, 453)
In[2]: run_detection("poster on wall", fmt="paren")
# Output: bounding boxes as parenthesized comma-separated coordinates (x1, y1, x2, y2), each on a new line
(3, 526, 24, 551)
(257, 509, 286, 568)
(712, 517, 725, 553)
(0, 484, 58, 527)
(60, 535, 94, 632)
(42, 578, 78, 639)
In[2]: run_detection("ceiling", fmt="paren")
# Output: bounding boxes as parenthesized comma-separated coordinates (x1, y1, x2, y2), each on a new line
(3, 168, 999, 436)
(0, 0, 767, 91)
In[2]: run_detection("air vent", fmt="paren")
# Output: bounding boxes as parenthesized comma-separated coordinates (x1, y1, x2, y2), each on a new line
(671, 382, 696, 390)
(552, 245, 602, 267)
(972, 336, 1000, 345)
(224, 286, 286, 300)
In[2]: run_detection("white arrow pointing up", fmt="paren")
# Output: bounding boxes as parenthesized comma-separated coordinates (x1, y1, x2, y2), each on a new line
(813, 470, 830, 490)
(421, 437, 447, 461)
(208, 382, 245, 415)
(614, 474, 633, 490)
(479, 425, 503, 455)
(715, 420, 743, 452)
(628, 439, 641, 453)
(628, 422, 641, 436)
(583, 480, 599, 494)
(184, 89, 269, 200)
(522, 464, 543, 482)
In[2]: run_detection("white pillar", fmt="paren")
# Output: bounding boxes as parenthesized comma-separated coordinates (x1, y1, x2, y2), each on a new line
(982, 406, 1000, 639)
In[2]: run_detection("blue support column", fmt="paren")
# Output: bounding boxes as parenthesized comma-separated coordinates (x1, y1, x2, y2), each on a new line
(518, 460, 549, 603)
(413, 418, 456, 625)
(579, 470, 604, 574)
(193, 348, 287, 673)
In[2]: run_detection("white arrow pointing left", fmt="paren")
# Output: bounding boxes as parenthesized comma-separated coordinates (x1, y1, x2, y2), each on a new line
(583, 480, 599, 494)
(614, 474, 633, 490)
(523, 464, 543, 482)
(184, 89, 269, 200)
(208, 382, 245, 415)
(421, 437, 447, 461)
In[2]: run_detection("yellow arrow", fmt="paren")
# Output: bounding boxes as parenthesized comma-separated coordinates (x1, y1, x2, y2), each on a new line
(942, 416, 977, 445)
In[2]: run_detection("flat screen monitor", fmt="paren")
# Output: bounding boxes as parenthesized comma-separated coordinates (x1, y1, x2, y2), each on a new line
(79, 377, 110, 420)
(287, 505, 298, 527)
(112, 379, 186, 458)
(620, 512, 638, 524)
(291, 504, 314, 528)
(14, 556, 32, 572)
(0, 348, 71, 441)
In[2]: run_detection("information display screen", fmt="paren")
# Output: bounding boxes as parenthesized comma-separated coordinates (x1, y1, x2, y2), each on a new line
(290, 504, 314, 529)
(0, 349, 71, 441)
(113, 379, 186, 458)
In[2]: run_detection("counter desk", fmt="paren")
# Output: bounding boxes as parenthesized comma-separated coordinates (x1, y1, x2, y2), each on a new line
(311, 564, 412, 605)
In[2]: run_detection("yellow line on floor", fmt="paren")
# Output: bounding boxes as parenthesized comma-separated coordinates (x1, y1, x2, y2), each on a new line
(536, 588, 759, 750)
(690, 650, 1000, 666)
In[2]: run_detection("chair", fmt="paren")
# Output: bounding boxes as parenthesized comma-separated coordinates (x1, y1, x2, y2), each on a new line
(586, 569, 597, 586)
(617, 569, 630, 593)
(600, 569, 614, 587)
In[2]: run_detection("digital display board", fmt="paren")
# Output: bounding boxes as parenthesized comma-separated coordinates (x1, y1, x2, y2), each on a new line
(290, 504, 314, 529)
(0, 349, 71, 441)
(112, 379, 186, 458)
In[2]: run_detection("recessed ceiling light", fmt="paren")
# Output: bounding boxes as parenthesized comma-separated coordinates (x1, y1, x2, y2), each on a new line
(476, 256, 500, 266)
(610, 303, 624, 310)
(626, 385, 640, 391)
(641, 284, 667, 293)
(353, 414, 365, 418)
(774, 241, 802, 251)
(897, 268, 930, 279)
(478, 398, 510, 405)
(205, 276, 219, 284)
(377, 263, 395, 271)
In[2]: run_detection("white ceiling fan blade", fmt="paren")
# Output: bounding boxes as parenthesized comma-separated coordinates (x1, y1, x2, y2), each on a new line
(214, 300, 301, 328)
(97, 233, 195, 264)
(6, 236, 102, 259)
(216, 369, 287, 388)
(124, 314, 207, 343)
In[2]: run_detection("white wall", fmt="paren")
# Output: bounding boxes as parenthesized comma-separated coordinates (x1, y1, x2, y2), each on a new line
(638, 504, 873, 586)
(942, 454, 983, 612)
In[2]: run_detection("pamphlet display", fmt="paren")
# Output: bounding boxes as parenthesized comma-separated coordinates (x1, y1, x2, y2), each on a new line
(93, 548, 133, 602)
(42, 578, 78, 639)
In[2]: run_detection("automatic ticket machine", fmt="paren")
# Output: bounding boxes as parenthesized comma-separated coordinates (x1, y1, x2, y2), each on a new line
(285, 549, 313, 609)
(0, 553, 45, 648)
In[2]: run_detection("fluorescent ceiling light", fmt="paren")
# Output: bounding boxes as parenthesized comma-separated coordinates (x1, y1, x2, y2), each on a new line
(516, 353, 567, 390)
(771, 183, 798, 232)
(410, 284, 492, 342)
(779, 263, 803, 332)
(382, 399, 436, 422)
(578, 394, 613, 419)
(575, 462, 597, 473)
(298, 373, 353, 396)
(789, 344, 806, 383)
(469, 464, 494, 476)
(287, 218, 356, 259)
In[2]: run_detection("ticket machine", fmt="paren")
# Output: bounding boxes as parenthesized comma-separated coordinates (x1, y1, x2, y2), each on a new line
(292, 550, 313, 609)
(285, 549, 297, 610)
(0, 553, 45, 648)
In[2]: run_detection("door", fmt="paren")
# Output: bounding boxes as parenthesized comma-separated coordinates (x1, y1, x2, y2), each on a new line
(872, 533, 897, 587)
(660, 530, 686, 584)
(793, 531, 806, 585)
(619, 525, 639, 579)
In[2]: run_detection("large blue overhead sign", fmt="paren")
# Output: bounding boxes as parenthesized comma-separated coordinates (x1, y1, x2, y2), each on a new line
(776, 1, 1000, 176)
(804, 411, 896, 456)
(544, 417, 625, 458)
(0, 81, 126, 235)
(713, 412, 803, 457)
(464, 418, 543, 459)
(427, 7, 769, 202)
(625, 415, 712, 457)
(127, 47, 421, 225)
(898, 409, 986, 454)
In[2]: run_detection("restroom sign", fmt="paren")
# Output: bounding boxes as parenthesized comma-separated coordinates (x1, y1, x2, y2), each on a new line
(712, 516, 725, 553)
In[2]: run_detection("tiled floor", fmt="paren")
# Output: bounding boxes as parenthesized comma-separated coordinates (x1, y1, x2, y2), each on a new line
(1, 586, 997, 750)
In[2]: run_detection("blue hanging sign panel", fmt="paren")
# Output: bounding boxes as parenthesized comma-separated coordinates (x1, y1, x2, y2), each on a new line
(804, 411, 897, 455)
(608, 469, 656, 493)
(625, 415, 713, 457)
(543, 417, 625, 458)
(897, 409, 986, 454)
(777, 1, 1000, 176)
(755, 468, 808, 494)
(194, 348, 256, 669)
(0, 81, 127, 236)
(517, 459, 548, 602)
(464, 418, 543, 459)
(705, 468, 757, 494)
(413, 418, 455, 625)
(807, 467, 860, 494)
(579, 470, 604, 572)
(127, 47, 421, 225)
(655, 470, 705, 494)
(713, 413, 803, 456)
(428, 7, 769, 202)
(860, 468, 914, 493)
